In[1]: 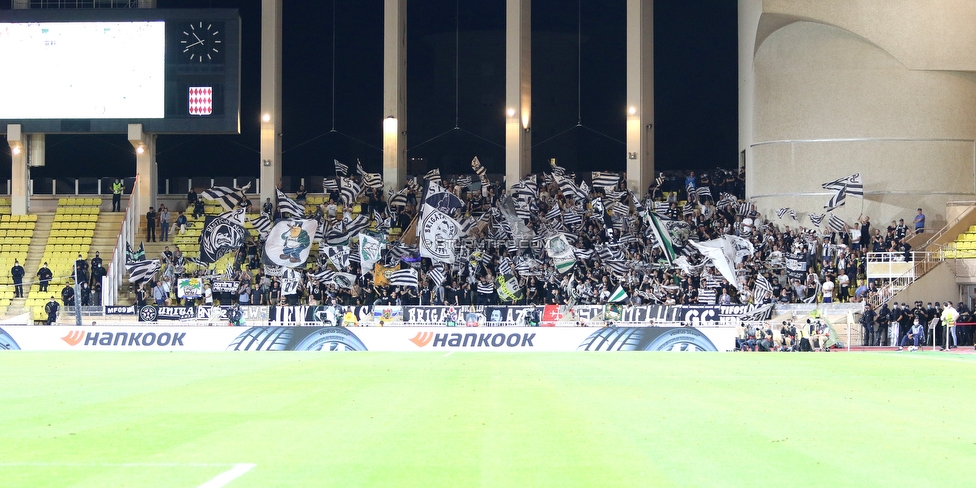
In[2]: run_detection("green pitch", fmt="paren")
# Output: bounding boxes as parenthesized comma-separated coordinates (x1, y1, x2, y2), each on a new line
(2, 351, 976, 487)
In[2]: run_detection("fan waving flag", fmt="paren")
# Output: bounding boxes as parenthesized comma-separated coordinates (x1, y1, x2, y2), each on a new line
(334, 159, 349, 175)
(754, 274, 773, 303)
(276, 188, 305, 218)
(248, 214, 272, 240)
(824, 185, 847, 211)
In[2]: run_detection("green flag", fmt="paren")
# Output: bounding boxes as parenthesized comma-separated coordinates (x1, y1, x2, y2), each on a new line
(608, 285, 628, 303)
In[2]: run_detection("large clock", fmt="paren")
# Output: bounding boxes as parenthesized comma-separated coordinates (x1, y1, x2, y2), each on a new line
(178, 21, 224, 63)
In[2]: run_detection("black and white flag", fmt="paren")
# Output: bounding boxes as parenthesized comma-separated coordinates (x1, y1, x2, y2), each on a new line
(696, 186, 712, 200)
(276, 188, 305, 218)
(199, 214, 247, 263)
(822, 173, 863, 196)
(217, 207, 246, 224)
(824, 186, 847, 211)
(334, 159, 349, 175)
(427, 267, 446, 287)
(339, 177, 361, 205)
(362, 173, 383, 189)
(355, 159, 366, 176)
(389, 268, 419, 288)
(591, 171, 620, 189)
(388, 188, 408, 208)
(809, 213, 826, 227)
(200, 182, 251, 211)
(827, 214, 847, 233)
(424, 168, 442, 185)
(555, 175, 587, 202)
(248, 214, 272, 240)
(754, 274, 773, 303)
(471, 156, 488, 178)
(323, 178, 339, 192)
(126, 259, 160, 283)
(126, 241, 145, 263)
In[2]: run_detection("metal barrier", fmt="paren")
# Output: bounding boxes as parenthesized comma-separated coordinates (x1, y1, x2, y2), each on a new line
(103, 174, 139, 306)
(866, 251, 944, 309)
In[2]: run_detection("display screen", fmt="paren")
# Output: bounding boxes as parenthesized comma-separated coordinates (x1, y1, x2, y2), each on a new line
(0, 21, 165, 119)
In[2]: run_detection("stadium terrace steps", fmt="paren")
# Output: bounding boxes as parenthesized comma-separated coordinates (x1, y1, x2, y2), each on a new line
(10, 213, 54, 318)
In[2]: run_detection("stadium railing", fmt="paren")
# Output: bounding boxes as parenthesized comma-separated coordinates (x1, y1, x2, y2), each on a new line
(103, 175, 140, 306)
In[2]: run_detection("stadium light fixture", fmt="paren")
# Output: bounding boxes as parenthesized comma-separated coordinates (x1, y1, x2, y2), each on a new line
(628, 106, 637, 115)
(136, 145, 145, 155)
(11, 146, 20, 155)
(506, 108, 516, 117)
(262, 113, 271, 123)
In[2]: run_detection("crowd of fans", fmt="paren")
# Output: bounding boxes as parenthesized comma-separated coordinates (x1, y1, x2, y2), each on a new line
(126, 167, 935, 324)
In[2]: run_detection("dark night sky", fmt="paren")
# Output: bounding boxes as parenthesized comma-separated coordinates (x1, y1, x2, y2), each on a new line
(0, 0, 737, 185)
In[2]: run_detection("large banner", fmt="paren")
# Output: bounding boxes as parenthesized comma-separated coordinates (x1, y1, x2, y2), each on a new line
(0, 325, 735, 352)
(262, 219, 318, 268)
(785, 253, 809, 282)
(401, 304, 772, 327)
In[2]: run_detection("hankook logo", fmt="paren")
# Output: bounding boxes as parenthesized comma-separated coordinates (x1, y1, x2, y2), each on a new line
(408, 331, 535, 348)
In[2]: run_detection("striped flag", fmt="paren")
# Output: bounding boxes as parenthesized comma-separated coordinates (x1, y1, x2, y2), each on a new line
(591, 172, 620, 189)
(698, 288, 717, 304)
(424, 168, 441, 185)
(427, 267, 446, 287)
(717, 193, 737, 210)
(608, 285, 628, 303)
(822, 173, 863, 196)
(456, 175, 472, 188)
(477, 280, 495, 295)
(646, 212, 677, 265)
(323, 178, 339, 192)
(654, 173, 665, 188)
(356, 159, 366, 176)
(824, 185, 847, 211)
(809, 213, 826, 227)
(776, 208, 789, 219)
(199, 183, 250, 211)
(345, 215, 370, 237)
(247, 214, 272, 240)
(695, 186, 712, 199)
(389, 268, 419, 288)
(754, 274, 773, 303)
(126, 259, 160, 283)
(339, 177, 361, 205)
(388, 188, 408, 207)
(334, 159, 349, 175)
(556, 175, 587, 202)
(562, 209, 582, 227)
(737, 202, 753, 216)
(549, 160, 567, 176)
(827, 214, 847, 233)
(545, 205, 561, 222)
(498, 257, 514, 275)
(612, 201, 629, 216)
(605, 261, 630, 278)
(276, 188, 305, 218)
(310, 269, 336, 284)
(362, 173, 383, 189)
(682, 203, 694, 216)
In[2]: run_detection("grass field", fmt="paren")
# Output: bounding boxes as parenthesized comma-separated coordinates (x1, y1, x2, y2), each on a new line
(2, 351, 976, 487)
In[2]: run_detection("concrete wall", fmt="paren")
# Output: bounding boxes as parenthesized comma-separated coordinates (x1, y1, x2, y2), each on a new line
(892, 261, 960, 305)
(740, 1, 976, 228)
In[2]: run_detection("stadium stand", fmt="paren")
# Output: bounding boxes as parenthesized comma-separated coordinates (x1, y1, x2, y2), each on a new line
(940, 226, 976, 259)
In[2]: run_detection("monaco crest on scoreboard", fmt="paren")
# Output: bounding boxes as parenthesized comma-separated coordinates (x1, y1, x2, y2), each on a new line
(188, 86, 213, 116)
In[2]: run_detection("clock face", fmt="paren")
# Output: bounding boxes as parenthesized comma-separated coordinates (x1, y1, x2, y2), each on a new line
(179, 21, 223, 63)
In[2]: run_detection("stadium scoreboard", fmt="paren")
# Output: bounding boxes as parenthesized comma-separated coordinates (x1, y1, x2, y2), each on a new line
(0, 9, 240, 134)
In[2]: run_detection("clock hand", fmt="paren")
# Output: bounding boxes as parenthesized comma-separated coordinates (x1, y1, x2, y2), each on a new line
(183, 39, 205, 52)
(193, 32, 204, 44)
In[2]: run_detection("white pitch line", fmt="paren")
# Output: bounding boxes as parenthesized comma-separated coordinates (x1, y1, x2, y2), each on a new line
(0, 463, 235, 467)
(443, 351, 454, 357)
(198, 463, 256, 488)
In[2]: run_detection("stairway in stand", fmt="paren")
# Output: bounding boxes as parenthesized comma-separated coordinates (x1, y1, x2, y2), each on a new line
(8, 213, 54, 319)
